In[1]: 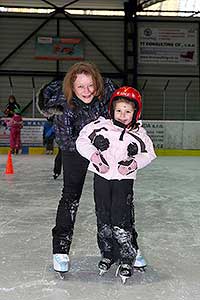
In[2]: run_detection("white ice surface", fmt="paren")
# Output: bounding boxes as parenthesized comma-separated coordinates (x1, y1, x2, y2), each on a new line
(0, 154, 200, 300)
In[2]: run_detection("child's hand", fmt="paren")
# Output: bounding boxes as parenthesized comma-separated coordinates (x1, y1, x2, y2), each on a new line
(118, 158, 137, 175)
(93, 135, 110, 151)
(91, 151, 110, 174)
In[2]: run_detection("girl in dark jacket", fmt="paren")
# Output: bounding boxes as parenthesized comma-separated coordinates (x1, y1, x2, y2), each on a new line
(37, 61, 146, 276)
(4, 95, 21, 118)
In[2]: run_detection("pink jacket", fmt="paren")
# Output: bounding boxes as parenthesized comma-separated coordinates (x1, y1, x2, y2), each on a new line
(76, 117, 156, 180)
(8, 114, 23, 129)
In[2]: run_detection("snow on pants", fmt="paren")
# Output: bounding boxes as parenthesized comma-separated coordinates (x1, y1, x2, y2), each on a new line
(52, 150, 89, 254)
(94, 174, 137, 265)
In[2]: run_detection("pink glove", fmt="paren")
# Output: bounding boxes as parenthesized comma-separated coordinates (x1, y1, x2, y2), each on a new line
(118, 158, 137, 175)
(91, 151, 110, 174)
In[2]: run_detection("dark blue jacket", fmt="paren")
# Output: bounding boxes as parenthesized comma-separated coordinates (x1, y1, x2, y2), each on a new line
(37, 78, 117, 151)
(43, 120, 55, 139)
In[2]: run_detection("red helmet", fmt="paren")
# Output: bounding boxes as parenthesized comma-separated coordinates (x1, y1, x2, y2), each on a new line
(109, 86, 142, 125)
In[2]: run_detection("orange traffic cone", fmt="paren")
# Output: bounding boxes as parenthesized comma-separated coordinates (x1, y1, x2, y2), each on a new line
(4, 150, 14, 174)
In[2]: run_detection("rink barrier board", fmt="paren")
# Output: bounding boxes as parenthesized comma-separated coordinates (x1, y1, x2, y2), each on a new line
(0, 146, 59, 155)
(1, 119, 200, 152)
(155, 149, 200, 156)
(0, 146, 200, 156)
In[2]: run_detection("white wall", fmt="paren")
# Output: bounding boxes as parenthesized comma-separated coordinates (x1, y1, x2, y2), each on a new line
(143, 120, 200, 149)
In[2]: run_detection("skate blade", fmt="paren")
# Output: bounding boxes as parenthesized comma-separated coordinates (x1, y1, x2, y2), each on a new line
(120, 275, 130, 284)
(115, 266, 131, 284)
(99, 268, 107, 276)
(55, 271, 67, 279)
(115, 265, 120, 277)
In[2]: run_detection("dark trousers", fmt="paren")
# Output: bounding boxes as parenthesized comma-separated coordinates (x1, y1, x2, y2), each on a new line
(53, 147, 62, 175)
(94, 174, 137, 265)
(45, 137, 54, 151)
(52, 150, 89, 254)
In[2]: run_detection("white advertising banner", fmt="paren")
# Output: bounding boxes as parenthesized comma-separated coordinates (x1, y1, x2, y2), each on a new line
(143, 121, 165, 149)
(138, 27, 197, 65)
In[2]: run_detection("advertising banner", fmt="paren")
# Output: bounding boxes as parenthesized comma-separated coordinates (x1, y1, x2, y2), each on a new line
(138, 27, 197, 65)
(35, 36, 84, 61)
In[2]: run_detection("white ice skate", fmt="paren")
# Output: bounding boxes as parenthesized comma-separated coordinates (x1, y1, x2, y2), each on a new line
(134, 249, 146, 272)
(115, 264, 132, 284)
(53, 254, 70, 279)
(98, 258, 114, 276)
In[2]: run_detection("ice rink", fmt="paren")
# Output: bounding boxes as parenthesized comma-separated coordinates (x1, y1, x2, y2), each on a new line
(0, 154, 200, 300)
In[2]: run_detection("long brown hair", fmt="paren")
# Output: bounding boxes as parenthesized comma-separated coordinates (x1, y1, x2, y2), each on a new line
(62, 61, 104, 108)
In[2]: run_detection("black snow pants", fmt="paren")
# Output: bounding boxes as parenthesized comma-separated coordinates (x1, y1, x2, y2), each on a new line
(52, 150, 89, 254)
(94, 174, 137, 266)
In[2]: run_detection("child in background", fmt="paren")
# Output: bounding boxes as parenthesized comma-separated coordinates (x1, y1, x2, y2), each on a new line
(8, 108, 23, 154)
(4, 95, 21, 118)
(43, 117, 55, 154)
(76, 86, 156, 283)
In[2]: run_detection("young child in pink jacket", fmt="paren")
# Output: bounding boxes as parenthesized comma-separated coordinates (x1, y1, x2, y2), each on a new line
(8, 109, 23, 154)
(76, 86, 156, 283)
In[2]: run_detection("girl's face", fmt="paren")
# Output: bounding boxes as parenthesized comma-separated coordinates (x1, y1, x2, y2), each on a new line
(73, 73, 95, 103)
(114, 100, 135, 126)
(9, 97, 15, 103)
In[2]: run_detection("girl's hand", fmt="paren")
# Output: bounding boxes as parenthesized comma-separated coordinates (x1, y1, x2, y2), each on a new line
(118, 158, 137, 175)
(91, 151, 110, 174)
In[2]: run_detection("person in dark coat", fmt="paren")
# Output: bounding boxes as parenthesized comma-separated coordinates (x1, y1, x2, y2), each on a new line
(53, 147, 62, 179)
(37, 61, 146, 275)
(43, 117, 55, 154)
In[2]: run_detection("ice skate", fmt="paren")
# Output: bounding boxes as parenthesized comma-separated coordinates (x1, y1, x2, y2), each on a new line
(53, 254, 70, 279)
(115, 264, 132, 284)
(134, 249, 146, 272)
(98, 258, 114, 276)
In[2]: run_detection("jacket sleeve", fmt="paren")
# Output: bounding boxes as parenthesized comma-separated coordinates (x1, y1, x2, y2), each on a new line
(101, 78, 119, 117)
(133, 130, 157, 170)
(36, 80, 65, 117)
(76, 122, 98, 161)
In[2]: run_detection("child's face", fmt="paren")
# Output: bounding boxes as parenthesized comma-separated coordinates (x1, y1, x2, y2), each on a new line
(9, 97, 15, 103)
(113, 100, 135, 126)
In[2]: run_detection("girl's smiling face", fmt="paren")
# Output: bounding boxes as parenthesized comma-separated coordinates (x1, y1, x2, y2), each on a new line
(114, 100, 135, 126)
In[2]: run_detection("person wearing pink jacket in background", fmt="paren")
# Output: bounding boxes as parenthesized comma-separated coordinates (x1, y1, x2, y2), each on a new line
(8, 109, 23, 154)
(76, 86, 156, 284)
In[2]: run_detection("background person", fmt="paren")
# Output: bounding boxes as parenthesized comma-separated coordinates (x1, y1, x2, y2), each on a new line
(53, 147, 62, 179)
(4, 95, 21, 118)
(43, 117, 55, 155)
(7, 108, 23, 154)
